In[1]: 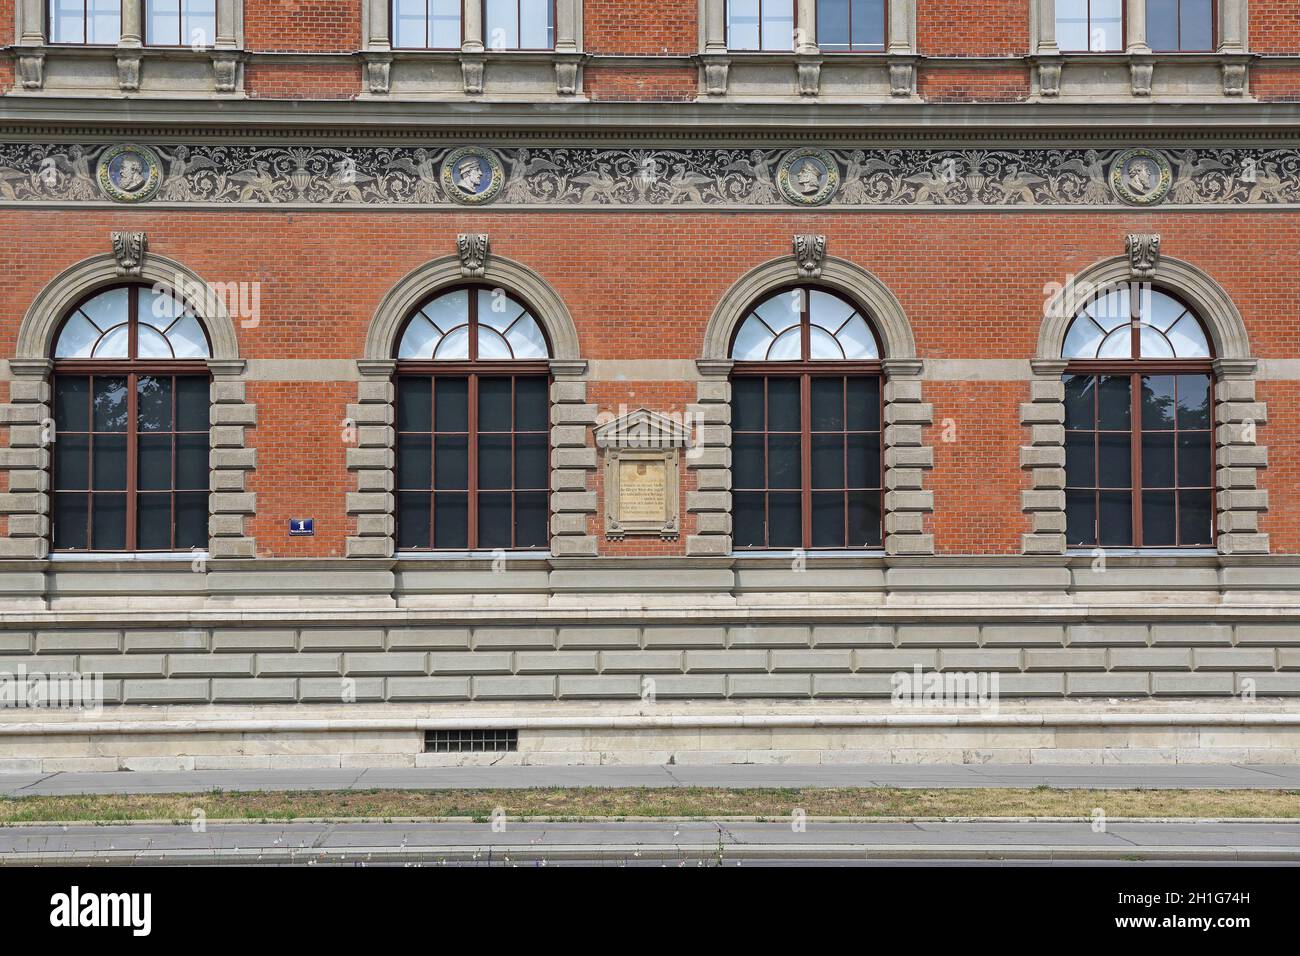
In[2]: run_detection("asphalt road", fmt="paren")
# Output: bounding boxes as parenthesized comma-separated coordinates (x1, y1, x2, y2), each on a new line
(1, 820, 1297, 865)
(3, 763, 1300, 796)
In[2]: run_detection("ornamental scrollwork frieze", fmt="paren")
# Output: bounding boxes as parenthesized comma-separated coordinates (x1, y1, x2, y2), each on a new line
(2, 143, 1300, 209)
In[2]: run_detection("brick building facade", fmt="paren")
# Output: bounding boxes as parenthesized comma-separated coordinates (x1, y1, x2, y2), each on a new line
(1, 0, 1299, 769)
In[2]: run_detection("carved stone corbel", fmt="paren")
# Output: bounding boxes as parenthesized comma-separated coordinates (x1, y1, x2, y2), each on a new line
(17, 52, 44, 90)
(796, 56, 821, 97)
(210, 52, 241, 93)
(1037, 58, 1062, 97)
(365, 54, 392, 94)
(794, 234, 827, 279)
(1130, 57, 1154, 97)
(554, 54, 582, 95)
(1126, 233, 1160, 280)
(461, 54, 485, 95)
(111, 231, 148, 277)
(116, 54, 142, 92)
(888, 58, 915, 97)
(701, 55, 730, 96)
(1222, 61, 1248, 97)
(457, 234, 490, 278)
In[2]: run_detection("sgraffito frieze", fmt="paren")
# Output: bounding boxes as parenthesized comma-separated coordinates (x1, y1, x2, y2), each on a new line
(0, 142, 1298, 208)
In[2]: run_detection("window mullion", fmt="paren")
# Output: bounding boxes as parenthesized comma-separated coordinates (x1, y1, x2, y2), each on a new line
(468, 372, 479, 549)
(801, 372, 812, 551)
(1131, 371, 1142, 548)
(126, 371, 139, 551)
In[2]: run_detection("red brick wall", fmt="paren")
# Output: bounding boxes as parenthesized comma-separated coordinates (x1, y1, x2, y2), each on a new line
(1251, 65, 1300, 101)
(917, 0, 1030, 55)
(1250, 2, 1300, 54)
(585, 0, 697, 55)
(244, 1, 361, 52)
(585, 66, 698, 101)
(918, 65, 1031, 102)
(0, 0, 13, 45)
(244, 62, 362, 99)
(3, 209, 1299, 556)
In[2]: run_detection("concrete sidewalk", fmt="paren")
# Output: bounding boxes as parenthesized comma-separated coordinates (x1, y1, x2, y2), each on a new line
(3, 763, 1300, 796)
(1, 820, 1297, 865)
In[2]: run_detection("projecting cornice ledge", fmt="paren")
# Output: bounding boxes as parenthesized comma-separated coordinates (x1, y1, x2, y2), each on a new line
(4, 98, 1300, 142)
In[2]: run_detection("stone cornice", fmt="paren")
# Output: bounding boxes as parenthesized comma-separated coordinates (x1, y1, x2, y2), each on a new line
(3, 98, 1300, 144)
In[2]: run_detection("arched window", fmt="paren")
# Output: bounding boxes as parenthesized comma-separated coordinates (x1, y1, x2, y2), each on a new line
(1062, 283, 1214, 549)
(394, 285, 551, 551)
(729, 286, 883, 550)
(50, 284, 212, 552)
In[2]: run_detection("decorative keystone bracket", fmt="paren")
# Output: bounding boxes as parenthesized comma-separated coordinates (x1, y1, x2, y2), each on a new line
(795, 55, 822, 97)
(794, 234, 827, 278)
(17, 52, 45, 90)
(116, 54, 142, 93)
(212, 51, 242, 93)
(111, 231, 148, 277)
(460, 54, 485, 95)
(1035, 56, 1062, 98)
(888, 56, 917, 98)
(457, 233, 490, 278)
(554, 53, 582, 95)
(1126, 233, 1160, 280)
(1130, 55, 1155, 97)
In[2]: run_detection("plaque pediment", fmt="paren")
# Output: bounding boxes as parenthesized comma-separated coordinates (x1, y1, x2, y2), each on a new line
(594, 408, 694, 450)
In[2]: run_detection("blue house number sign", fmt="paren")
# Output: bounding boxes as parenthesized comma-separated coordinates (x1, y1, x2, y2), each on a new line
(289, 519, 315, 536)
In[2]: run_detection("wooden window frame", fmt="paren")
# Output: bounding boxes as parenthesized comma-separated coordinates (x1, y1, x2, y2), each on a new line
(1063, 287, 1216, 550)
(390, 0, 465, 50)
(1147, 0, 1217, 52)
(46, 0, 122, 46)
(729, 285, 885, 551)
(1056, 0, 1128, 52)
(49, 284, 212, 553)
(482, 0, 556, 51)
(816, 0, 888, 54)
(393, 284, 552, 553)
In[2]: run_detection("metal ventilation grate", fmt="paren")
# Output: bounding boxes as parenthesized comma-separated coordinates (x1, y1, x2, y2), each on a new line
(425, 729, 518, 753)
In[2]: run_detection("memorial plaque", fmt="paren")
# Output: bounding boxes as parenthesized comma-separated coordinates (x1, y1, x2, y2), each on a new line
(619, 459, 668, 524)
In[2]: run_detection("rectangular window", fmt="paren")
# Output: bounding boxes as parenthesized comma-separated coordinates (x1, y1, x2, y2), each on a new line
(817, 0, 885, 53)
(392, 0, 462, 49)
(484, 0, 555, 50)
(145, 0, 218, 47)
(52, 373, 209, 552)
(1148, 0, 1214, 52)
(1064, 372, 1213, 549)
(732, 374, 882, 550)
(727, 0, 795, 51)
(49, 0, 122, 45)
(1056, 0, 1124, 52)
(396, 373, 549, 551)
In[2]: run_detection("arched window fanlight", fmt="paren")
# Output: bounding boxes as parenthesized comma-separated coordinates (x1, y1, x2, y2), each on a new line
(397, 287, 550, 361)
(1062, 285, 1211, 361)
(731, 288, 880, 362)
(54, 285, 212, 360)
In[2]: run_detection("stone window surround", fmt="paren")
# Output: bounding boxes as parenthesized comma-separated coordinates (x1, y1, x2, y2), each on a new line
(698, 0, 917, 97)
(362, 0, 584, 96)
(0, 248, 255, 560)
(1031, 0, 1250, 97)
(354, 251, 593, 559)
(693, 251, 933, 557)
(1024, 252, 1267, 557)
(14, 0, 245, 92)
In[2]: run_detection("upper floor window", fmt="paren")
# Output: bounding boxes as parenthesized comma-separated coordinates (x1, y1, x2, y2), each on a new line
(730, 287, 883, 551)
(484, 0, 554, 51)
(394, 287, 551, 552)
(1056, 0, 1124, 52)
(145, 0, 218, 47)
(727, 0, 795, 52)
(1148, 0, 1214, 52)
(817, 0, 885, 53)
(1062, 284, 1214, 550)
(51, 284, 212, 553)
(49, 0, 121, 45)
(393, 0, 462, 49)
